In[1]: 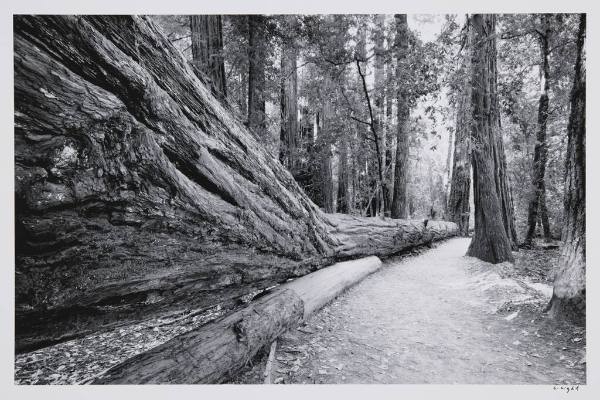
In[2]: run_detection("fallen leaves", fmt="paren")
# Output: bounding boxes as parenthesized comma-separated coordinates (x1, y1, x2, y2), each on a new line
(14, 305, 226, 385)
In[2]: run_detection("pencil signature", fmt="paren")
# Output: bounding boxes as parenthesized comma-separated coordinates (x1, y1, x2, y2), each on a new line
(553, 385, 580, 393)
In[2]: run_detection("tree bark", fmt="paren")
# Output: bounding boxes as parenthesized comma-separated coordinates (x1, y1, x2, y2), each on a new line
(524, 14, 552, 246)
(247, 15, 267, 133)
(547, 13, 585, 324)
(321, 145, 336, 213)
(95, 217, 448, 385)
(279, 22, 298, 173)
(385, 42, 395, 215)
(337, 136, 353, 213)
(539, 182, 552, 240)
(448, 35, 472, 236)
(488, 21, 519, 250)
(320, 77, 336, 213)
(14, 15, 459, 352)
(190, 15, 226, 97)
(466, 14, 514, 263)
(374, 15, 387, 217)
(391, 14, 410, 219)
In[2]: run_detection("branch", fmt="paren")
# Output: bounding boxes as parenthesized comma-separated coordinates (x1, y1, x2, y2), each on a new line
(170, 34, 191, 43)
(548, 38, 577, 54)
(500, 29, 535, 41)
(355, 57, 376, 136)
(349, 115, 372, 128)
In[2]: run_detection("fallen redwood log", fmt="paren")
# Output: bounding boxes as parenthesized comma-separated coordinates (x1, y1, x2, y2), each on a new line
(95, 256, 384, 384)
(14, 15, 458, 352)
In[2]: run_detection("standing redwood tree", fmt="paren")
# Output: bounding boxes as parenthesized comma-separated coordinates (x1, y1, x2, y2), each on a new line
(547, 13, 585, 323)
(466, 14, 514, 263)
(247, 15, 267, 132)
(391, 14, 410, 219)
(373, 15, 387, 216)
(279, 16, 299, 173)
(190, 15, 226, 97)
(524, 14, 553, 246)
(320, 76, 336, 214)
(448, 26, 472, 236)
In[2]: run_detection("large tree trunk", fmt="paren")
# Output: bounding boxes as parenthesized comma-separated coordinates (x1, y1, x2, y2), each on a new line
(488, 21, 519, 250)
(190, 15, 226, 97)
(539, 183, 552, 240)
(279, 22, 298, 174)
(373, 15, 386, 217)
(466, 14, 514, 263)
(386, 61, 396, 215)
(448, 37, 472, 236)
(524, 14, 552, 246)
(14, 15, 458, 354)
(547, 14, 585, 324)
(391, 14, 410, 219)
(336, 136, 352, 213)
(247, 15, 267, 133)
(320, 78, 336, 213)
(240, 67, 248, 117)
(96, 219, 457, 384)
(321, 145, 336, 213)
(494, 134, 519, 249)
(95, 210, 447, 385)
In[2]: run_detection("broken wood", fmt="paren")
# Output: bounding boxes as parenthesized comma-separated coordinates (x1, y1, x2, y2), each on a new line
(95, 255, 384, 383)
(281, 255, 382, 319)
(14, 15, 458, 352)
(263, 340, 278, 384)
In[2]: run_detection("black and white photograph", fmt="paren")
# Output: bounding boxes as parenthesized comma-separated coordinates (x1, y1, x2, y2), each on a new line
(3, 0, 593, 396)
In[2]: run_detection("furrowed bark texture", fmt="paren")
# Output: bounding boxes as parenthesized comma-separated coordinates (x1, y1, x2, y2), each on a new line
(95, 288, 305, 384)
(14, 15, 458, 352)
(190, 15, 226, 97)
(279, 21, 298, 173)
(448, 26, 472, 236)
(247, 15, 267, 133)
(337, 137, 353, 213)
(466, 14, 514, 263)
(391, 14, 410, 219)
(524, 14, 552, 246)
(374, 14, 387, 217)
(488, 19, 519, 250)
(548, 14, 585, 324)
(96, 256, 384, 384)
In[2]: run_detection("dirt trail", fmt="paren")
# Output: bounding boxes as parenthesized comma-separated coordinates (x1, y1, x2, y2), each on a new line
(235, 238, 586, 384)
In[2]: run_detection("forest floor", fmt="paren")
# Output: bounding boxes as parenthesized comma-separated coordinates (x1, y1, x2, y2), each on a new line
(231, 238, 586, 384)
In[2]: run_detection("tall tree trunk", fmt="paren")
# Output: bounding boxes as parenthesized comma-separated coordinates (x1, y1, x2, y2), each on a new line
(190, 15, 226, 97)
(374, 15, 386, 216)
(492, 113, 519, 249)
(466, 14, 514, 263)
(320, 83, 336, 213)
(448, 32, 472, 236)
(247, 15, 267, 133)
(337, 136, 352, 213)
(444, 124, 454, 218)
(524, 14, 553, 246)
(321, 147, 335, 213)
(539, 182, 552, 240)
(391, 14, 409, 219)
(547, 14, 585, 324)
(386, 62, 396, 214)
(279, 22, 298, 174)
(489, 27, 519, 250)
